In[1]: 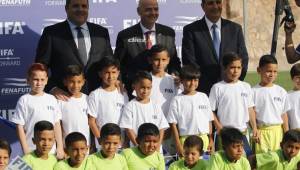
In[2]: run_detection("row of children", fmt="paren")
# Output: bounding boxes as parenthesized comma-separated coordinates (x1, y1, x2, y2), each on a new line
(1, 122, 300, 170)
(8, 44, 300, 166)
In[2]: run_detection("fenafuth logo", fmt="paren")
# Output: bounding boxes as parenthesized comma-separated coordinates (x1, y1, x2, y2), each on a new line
(1, 78, 30, 95)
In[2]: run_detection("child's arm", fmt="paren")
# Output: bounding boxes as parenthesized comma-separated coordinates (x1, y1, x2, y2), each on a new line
(16, 124, 31, 154)
(125, 128, 138, 146)
(249, 107, 259, 143)
(169, 123, 183, 157)
(158, 129, 165, 151)
(212, 112, 222, 134)
(54, 122, 64, 159)
(88, 115, 100, 138)
(281, 113, 289, 132)
(248, 154, 257, 170)
(207, 121, 214, 153)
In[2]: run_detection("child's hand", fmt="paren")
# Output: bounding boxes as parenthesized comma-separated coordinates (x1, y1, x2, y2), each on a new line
(23, 147, 31, 155)
(176, 145, 184, 158)
(207, 139, 214, 154)
(252, 129, 260, 144)
(56, 148, 65, 160)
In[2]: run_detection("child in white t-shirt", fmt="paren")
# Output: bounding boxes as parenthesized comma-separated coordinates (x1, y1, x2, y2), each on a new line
(88, 57, 128, 147)
(119, 71, 169, 147)
(287, 63, 300, 130)
(58, 65, 90, 146)
(209, 53, 258, 156)
(148, 44, 178, 116)
(167, 65, 214, 157)
(253, 55, 290, 153)
(11, 63, 64, 158)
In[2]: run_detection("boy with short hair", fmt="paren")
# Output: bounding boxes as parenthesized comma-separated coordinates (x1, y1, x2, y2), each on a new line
(54, 132, 88, 170)
(0, 139, 11, 170)
(86, 123, 128, 170)
(287, 63, 300, 130)
(58, 65, 90, 146)
(148, 44, 178, 116)
(253, 55, 290, 153)
(122, 123, 165, 170)
(119, 71, 169, 146)
(22, 121, 57, 170)
(167, 65, 214, 157)
(207, 127, 251, 170)
(169, 135, 208, 170)
(209, 52, 258, 156)
(11, 63, 63, 157)
(249, 130, 300, 170)
(88, 56, 128, 147)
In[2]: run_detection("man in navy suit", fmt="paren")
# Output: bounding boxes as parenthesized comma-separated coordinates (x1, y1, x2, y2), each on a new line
(35, 0, 113, 99)
(114, 0, 181, 97)
(182, 0, 248, 95)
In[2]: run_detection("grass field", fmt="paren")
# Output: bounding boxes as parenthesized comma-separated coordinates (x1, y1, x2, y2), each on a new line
(244, 71, 293, 91)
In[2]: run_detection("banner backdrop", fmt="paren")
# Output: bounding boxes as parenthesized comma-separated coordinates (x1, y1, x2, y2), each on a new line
(0, 0, 204, 121)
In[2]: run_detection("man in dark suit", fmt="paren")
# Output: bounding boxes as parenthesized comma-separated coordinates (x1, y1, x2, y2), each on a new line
(35, 0, 112, 99)
(114, 0, 181, 97)
(182, 0, 248, 95)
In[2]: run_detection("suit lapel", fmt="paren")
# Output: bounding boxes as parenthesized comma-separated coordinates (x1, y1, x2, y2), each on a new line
(200, 18, 219, 63)
(135, 24, 146, 50)
(156, 24, 163, 45)
(86, 22, 94, 66)
(220, 19, 226, 63)
(63, 20, 84, 66)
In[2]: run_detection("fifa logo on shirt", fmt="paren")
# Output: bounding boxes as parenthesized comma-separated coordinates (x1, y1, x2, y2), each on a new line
(152, 115, 158, 119)
(164, 88, 173, 93)
(47, 106, 55, 111)
(273, 97, 282, 102)
(199, 105, 208, 110)
(241, 92, 248, 97)
(116, 103, 123, 108)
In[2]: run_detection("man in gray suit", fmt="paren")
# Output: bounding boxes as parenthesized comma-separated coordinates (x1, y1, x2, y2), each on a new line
(182, 0, 248, 95)
(114, 0, 181, 97)
(35, 0, 113, 99)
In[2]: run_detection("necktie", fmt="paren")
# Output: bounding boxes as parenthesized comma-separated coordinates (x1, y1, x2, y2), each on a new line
(76, 27, 87, 65)
(212, 24, 220, 59)
(145, 31, 153, 50)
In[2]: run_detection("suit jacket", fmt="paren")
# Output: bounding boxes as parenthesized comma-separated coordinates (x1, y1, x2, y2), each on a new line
(182, 17, 248, 95)
(114, 23, 181, 94)
(35, 20, 113, 93)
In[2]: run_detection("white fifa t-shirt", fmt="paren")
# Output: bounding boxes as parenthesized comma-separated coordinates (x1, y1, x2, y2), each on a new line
(119, 98, 169, 134)
(58, 93, 90, 145)
(287, 90, 300, 129)
(88, 87, 128, 128)
(167, 92, 213, 135)
(150, 73, 177, 116)
(252, 84, 290, 125)
(11, 93, 60, 151)
(209, 81, 254, 131)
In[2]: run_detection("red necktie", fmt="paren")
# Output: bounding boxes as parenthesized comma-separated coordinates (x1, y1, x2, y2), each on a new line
(145, 31, 152, 50)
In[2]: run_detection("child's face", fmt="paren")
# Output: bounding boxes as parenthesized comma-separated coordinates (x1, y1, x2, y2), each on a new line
(0, 148, 9, 169)
(224, 60, 242, 82)
(292, 75, 300, 90)
(99, 66, 120, 88)
(258, 63, 278, 86)
(134, 78, 152, 100)
(182, 78, 199, 94)
(67, 140, 88, 167)
(281, 141, 300, 161)
(27, 70, 48, 95)
(33, 130, 55, 156)
(150, 51, 170, 74)
(64, 74, 85, 96)
(224, 142, 243, 162)
(138, 135, 159, 156)
(100, 135, 121, 159)
(183, 146, 200, 168)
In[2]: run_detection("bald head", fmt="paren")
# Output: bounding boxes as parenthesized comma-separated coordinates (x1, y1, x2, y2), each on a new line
(137, 0, 159, 29)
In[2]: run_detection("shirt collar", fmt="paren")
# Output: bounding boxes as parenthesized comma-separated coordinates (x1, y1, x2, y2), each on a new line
(140, 22, 156, 34)
(67, 19, 88, 31)
(205, 16, 221, 30)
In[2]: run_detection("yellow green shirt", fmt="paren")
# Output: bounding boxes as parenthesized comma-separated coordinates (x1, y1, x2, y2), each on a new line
(53, 158, 88, 170)
(169, 159, 208, 170)
(122, 147, 165, 170)
(256, 149, 300, 170)
(207, 150, 251, 170)
(86, 151, 128, 170)
(22, 151, 57, 170)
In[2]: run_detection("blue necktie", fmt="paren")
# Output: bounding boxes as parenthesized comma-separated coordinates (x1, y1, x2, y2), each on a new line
(212, 24, 220, 59)
(76, 27, 87, 65)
